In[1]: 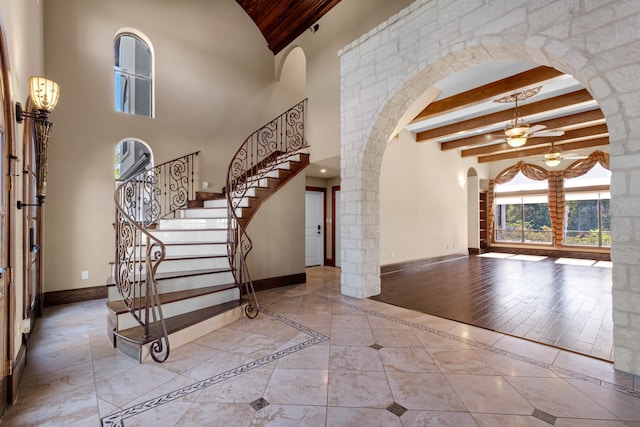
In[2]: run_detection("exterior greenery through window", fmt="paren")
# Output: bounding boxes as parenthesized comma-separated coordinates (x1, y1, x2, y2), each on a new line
(564, 163, 611, 247)
(114, 33, 152, 117)
(494, 164, 610, 248)
(495, 173, 550, 244)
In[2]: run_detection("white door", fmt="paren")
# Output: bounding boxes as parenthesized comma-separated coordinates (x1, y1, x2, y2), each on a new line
(305, 191, 324, 266)
(335, 190, 341, 267)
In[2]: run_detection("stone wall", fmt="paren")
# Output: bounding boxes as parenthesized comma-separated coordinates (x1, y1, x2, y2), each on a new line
(339, 0, 640, 375)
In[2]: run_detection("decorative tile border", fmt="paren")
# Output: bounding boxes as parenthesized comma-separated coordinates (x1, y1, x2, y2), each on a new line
(100, 306, 328, 427)
(101, 291, 639, 427)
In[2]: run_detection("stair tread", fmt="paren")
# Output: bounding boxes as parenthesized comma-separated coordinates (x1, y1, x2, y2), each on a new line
(107, 283, 238, 314)
(153, 227, 227, 231)
(115, 300, 241, 344)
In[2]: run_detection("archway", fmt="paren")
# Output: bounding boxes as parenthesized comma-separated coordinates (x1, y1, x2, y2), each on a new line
(338, 4, 638, 375)
(466, 167, 481, 253)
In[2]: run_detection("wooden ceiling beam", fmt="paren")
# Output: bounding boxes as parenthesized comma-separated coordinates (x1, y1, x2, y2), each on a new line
(460, 124, 610, 157)
(476, 137, 609, 163)
(440, 109, 606, 151)
(411, 66, 564, 122)
(416, 89, 595, 143)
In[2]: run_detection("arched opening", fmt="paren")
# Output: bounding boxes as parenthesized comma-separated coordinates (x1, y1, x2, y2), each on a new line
(466, 167, 482, 253)
(339, 13, 636, 371)
(115, 139, 152, 183)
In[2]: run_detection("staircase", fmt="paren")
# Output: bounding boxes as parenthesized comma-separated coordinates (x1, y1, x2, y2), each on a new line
(108, 100, 309, 362)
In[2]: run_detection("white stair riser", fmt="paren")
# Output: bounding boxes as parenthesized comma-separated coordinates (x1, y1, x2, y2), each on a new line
(158, 218, 228, 230)
(180, 208, 227, 219)
(259, 161, 290, 174)
(115, 287, 239, 330)
(156, 257, 230, 273)
(205, 198, 250, 208)
(150, 229, 227, 243)
(114, 244, 227, 264)
(158, 271, 235, 293)
(108, 269, 235, 301)
(165, 244, 227, 257)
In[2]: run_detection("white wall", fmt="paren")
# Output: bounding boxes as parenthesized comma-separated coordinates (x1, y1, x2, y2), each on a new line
(380, 131, 485, 265)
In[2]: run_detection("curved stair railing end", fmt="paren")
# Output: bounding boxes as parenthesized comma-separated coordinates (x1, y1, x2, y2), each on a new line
(113, 151, 200, 362)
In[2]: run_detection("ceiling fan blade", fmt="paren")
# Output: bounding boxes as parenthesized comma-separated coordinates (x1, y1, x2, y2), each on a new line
(528, 124, 547, 133)
(530, 130, 565, 137)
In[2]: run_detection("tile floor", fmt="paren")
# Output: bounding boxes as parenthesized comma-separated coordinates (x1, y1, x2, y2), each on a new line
(2, 266, 640, 426)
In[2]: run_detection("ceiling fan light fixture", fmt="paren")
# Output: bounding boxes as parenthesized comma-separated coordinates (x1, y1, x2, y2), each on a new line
(505, 119, 530, 147)
(505, 125, 529, 138)
(507, 135, 528, 148)
(544, 151, 562, 167)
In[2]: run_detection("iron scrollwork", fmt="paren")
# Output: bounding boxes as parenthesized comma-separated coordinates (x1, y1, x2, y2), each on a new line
(225, 99, 308, 319)
(113, 151, 199, 363)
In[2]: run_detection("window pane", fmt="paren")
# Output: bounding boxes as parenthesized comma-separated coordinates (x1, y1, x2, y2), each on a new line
(495, 171, 547, 192)
(133, 77, 152, 116)
(565, 199, 599, 246)
(565, 163, 611, 188)
(601, 198, 611, 247)
(115, 35, 151, 77)
(523, 202, 551, 243)
(495, 203, 522, 242)
(114, 72, 129, 112)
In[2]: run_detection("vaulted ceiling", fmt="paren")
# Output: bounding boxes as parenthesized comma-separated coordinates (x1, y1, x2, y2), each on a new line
(236, 0, 342, 54)
(408, 65, 609, 165)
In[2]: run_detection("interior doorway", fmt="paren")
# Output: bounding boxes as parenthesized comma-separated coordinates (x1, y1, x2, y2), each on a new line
(305, 188, 325, 267)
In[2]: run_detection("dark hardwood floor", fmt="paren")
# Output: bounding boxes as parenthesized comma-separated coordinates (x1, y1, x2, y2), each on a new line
(373, 253, 613, 360)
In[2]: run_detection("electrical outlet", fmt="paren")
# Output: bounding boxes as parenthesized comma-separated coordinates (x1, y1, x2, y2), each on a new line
(202, 181, 209, 190)
(81, 271, 89, 280)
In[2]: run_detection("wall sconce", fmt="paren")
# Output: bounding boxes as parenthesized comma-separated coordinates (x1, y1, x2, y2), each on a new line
(15, 76, 60, 208)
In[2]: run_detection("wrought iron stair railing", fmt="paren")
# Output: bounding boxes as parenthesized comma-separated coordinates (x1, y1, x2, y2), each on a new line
(226, 99, 308, 318)
(113, 151, 199, 362)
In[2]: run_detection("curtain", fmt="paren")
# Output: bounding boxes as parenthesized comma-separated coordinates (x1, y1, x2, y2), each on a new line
(547, 171, 565, 247)
(564, 150, 610, 178)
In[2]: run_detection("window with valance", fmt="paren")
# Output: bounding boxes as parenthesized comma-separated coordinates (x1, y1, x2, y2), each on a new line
(487, 151, 610, 248)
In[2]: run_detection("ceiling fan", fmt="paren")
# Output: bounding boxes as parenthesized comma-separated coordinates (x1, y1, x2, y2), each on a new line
(542, 141, 587, 167)
(494, 86, 564, 148)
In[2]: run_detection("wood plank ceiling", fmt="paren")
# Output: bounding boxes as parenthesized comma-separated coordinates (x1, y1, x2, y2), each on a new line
(409, 66, 609, 164)
(236, 0, 342, 54)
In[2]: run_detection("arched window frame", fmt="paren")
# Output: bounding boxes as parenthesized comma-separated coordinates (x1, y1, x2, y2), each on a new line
(114, 29, 155, 118)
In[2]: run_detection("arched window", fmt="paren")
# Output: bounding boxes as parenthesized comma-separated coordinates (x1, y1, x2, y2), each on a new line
(115, 139, 152, 182)
(114, 32, 153, 117)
